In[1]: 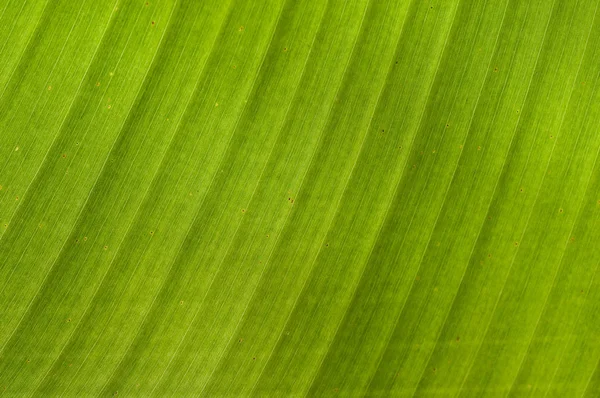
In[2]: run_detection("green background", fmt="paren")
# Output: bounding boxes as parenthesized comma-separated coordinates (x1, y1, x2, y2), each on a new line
(0, 0, 599, 396)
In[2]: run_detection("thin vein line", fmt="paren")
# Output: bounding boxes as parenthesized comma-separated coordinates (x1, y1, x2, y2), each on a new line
(506, 5, 599, 394)
(0, 0, 88, 241)
(192, 2, 342, 396)
(359, 2, 463, 395)
(241, 2, 382, 396)
(145, 3, 289, 396)
(454, 1, 569, 394)
(301, 2, 451, 397)
(0, 0, 49, 101)
(29, 3, 221, 396)
(0, 0, 119, 355)
(88, 4, 239, 396)
(0, 0, 28, 72)
(581, 340, 600, 397)
(407, 1, 512, 394)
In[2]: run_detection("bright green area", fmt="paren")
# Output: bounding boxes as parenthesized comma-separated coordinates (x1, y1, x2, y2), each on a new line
(1, 0, 599, 396)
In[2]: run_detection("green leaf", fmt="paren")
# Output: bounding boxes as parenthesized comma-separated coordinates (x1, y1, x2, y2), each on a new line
(1, 0, 599, 396)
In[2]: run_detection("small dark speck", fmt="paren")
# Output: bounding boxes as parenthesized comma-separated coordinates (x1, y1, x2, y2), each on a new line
(151, 21, 155, 25)
(253, 357, 256, 360)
